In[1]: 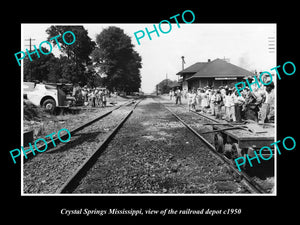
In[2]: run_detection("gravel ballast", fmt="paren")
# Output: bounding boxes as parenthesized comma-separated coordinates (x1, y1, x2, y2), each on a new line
(73, 98, 250, 194)
(23, 104, 134, 194)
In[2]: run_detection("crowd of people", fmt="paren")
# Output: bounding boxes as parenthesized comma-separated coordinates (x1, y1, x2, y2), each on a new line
(169, 79, 275, 124)
(72, 86, 117, 107)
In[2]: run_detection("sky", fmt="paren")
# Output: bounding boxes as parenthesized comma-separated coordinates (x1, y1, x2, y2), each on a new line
(22, 23, 276, 93)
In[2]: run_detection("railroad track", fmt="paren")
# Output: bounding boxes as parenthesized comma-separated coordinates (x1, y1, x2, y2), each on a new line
(23, 99, 136, 162)
(157, 99, 267, 194)
(23, 98, 143, 194)
(56, 99, 143, 193)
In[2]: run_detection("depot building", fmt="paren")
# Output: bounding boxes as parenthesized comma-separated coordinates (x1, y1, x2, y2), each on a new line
(176, 58, 255, 91)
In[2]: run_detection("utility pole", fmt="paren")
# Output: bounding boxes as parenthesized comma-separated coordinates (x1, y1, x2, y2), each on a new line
(179, 56, 185, 83)
(166, 73, 168, 85)
(165, 73, 168, 93)
(223, 56, 230, 63)
(25, 38, 36, 52)
(25, 38, 36, 81)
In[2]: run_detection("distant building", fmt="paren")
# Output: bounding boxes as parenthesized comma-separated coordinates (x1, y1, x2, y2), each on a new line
(176, 58, 255, 91)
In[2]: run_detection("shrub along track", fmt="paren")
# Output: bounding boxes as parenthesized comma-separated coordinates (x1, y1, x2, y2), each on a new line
(72, 97, 253, 194)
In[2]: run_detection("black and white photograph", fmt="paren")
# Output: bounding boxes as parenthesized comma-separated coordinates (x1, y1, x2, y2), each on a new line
(20, 23, 276, 195)
(4, 5, 298, 220)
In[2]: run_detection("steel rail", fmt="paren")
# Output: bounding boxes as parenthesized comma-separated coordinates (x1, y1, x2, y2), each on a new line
(23, 100, 135, 162)
(56, 98, 143, 193)
(178, 104, 236, 127)
(162, 103, 267, 194)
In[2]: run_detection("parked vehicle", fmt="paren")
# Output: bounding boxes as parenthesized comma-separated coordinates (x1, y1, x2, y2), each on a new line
(23, 82, 68, 112)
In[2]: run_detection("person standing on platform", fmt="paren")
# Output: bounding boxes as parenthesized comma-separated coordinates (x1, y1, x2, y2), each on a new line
(102, 90, 107, 107)
(260, 82, 275, 123)
(233, 90, 245, 123)
(175, 87, 182, 105)
(209, 90, 216, 115)
(214, 90, 223, 119)
(90, 88, 96, 107)
(187, 89, 197, 111)
(201, 89, 209, 110)
(243, 87, 260, 122)
(169, 90, 173, 100)
(224, 89, 234, 121)
(229, 88, 236, 122)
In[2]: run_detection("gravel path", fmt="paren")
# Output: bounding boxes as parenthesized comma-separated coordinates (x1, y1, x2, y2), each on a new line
(23, 105, 134, 194)
(73, 97, 250, 194)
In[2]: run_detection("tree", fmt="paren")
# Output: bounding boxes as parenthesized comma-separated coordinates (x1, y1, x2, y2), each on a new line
(156, 79, 179, 94)
(85, 65, 103, 88)
(24, 49, 86, 84)
(24, 47, 57, 82)
(92, 26, 142, 92)
(46, 26, 95, 63)
(46, 26, 95, 84)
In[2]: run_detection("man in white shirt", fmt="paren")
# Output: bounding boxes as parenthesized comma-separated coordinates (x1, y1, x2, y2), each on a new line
(209, 90, 216, 115)
(262, 82, 275, 123)
(233, 90, 245, 123)
(175, 88, 182, 104)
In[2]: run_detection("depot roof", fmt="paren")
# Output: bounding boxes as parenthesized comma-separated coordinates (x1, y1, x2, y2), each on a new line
(176, 58, 255, 79)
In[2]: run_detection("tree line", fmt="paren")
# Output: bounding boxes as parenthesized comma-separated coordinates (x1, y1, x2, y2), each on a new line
(24, 26, 142, 92)
(155, 78, 179, 94)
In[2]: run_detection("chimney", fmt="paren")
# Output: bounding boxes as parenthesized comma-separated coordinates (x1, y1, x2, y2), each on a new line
(208, 59, 211, 62)
(181, 56, 185, 70)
